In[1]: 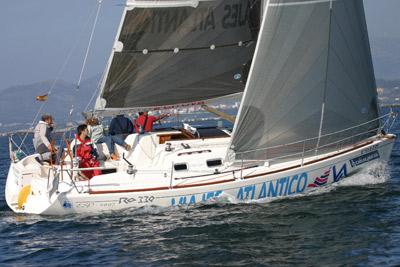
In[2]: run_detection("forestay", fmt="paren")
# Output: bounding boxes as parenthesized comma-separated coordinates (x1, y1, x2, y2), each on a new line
(230, 0, 379, 160)
(95, 0, 261, 111)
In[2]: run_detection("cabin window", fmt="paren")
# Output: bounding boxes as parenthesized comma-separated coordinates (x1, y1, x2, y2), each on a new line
(207, 159, 222, 167)
(174, 163, 188, 171)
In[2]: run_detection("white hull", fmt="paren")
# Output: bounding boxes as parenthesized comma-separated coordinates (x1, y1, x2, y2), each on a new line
(5, 134, 395, 215)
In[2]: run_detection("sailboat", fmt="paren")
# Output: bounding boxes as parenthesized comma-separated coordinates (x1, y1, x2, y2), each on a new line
(5, 0, 397, 215)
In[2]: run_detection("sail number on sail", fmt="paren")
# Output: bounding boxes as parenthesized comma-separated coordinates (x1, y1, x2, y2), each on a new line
(148, 2, 252, 34)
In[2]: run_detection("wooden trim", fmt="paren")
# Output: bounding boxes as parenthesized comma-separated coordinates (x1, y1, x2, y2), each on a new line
(173, 165, 258, 180)
(174, 178, 236, 189)
(180, 128, 196, 139)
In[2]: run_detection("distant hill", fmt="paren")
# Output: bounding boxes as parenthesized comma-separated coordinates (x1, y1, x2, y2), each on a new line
(0, 74, 399, 134)
(376, 79, 400, 89)
(0, 75, 100, 129)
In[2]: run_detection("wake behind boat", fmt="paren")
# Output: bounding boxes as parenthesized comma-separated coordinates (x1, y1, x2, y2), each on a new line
(5, 0, 397, 215)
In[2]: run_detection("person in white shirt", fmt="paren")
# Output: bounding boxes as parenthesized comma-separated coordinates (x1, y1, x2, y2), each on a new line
(33, 114, 55, 162)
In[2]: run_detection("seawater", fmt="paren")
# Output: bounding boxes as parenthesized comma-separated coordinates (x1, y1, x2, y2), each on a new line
(1, 126, 400, 266)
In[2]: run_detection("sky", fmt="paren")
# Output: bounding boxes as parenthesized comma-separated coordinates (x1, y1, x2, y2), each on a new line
(0, 0, 399, 91)
(0, 0, 124, 90)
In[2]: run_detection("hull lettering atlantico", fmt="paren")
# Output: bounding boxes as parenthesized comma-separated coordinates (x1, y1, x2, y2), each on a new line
(5, 0, 397, 215)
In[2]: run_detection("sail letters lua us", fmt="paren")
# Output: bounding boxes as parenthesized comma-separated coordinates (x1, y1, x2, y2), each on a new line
(148, 2, 251, 34)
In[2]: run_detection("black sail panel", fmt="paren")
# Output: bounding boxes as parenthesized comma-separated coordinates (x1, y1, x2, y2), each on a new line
(99, 0, 261, 109)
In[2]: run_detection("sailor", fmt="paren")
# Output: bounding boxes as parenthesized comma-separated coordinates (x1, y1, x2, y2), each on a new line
(86, 117, 126, 161)
(108, 114, 133, 155)
(33, 114, 56, 162)
(74, 124, 102, 179)
(134, 111, 169, 133)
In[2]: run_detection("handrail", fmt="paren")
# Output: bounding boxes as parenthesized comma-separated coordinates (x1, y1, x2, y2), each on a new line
(236, 113, 393, 156)
(238, 128, 379, 164)
(59, 166, 117, 172)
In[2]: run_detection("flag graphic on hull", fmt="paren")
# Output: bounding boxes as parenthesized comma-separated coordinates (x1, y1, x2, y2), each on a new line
(308, 168, 331, 188)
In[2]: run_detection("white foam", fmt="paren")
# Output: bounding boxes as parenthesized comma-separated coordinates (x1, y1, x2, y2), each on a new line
(123, 205, 180, 215)
(215, 192, 239, 204)
(334, 161, 389, 187)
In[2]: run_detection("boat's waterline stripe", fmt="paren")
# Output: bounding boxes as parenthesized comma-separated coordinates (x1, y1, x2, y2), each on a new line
(88, 139, 380, 195)
(269, 0, 336, 7)
(89, 178, 236, 195)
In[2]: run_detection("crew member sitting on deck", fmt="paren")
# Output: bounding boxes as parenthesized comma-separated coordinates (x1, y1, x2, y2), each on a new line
(108, 115, 133, 158)
(86, 117, 125, 161)
(33, 114, 56, 163)
(134, 111, 169, 133)
(74, 124, 102, 179)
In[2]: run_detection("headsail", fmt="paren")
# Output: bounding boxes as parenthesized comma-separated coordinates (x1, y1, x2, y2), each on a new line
(230, 0, 379, 160)
(95, 0, 261, 111)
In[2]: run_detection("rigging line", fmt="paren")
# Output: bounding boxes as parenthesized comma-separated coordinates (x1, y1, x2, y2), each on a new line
(84, 68, 107, 112)
(77, 0, 103, 89)
(70, 0, 103, 122)
(16, 2, 102, 153)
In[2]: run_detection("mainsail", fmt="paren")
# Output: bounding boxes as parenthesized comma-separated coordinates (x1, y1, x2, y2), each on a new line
(230, 0, 379, 160)
(96, 0, 261, 111)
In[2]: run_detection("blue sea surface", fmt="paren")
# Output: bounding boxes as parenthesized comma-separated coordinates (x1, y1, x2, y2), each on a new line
(1, 121, 400, 266)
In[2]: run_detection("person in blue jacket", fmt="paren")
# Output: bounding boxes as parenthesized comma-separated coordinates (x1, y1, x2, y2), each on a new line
(108, 114, 133, 159)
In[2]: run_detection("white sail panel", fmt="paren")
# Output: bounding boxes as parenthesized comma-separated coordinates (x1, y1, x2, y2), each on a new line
(230, 0, 379, 160)
(320, 0, 378, 142)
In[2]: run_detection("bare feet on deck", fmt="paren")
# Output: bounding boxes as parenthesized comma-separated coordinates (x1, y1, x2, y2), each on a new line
(110, 153, 119, 161)
(124, 144, 131, 151)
